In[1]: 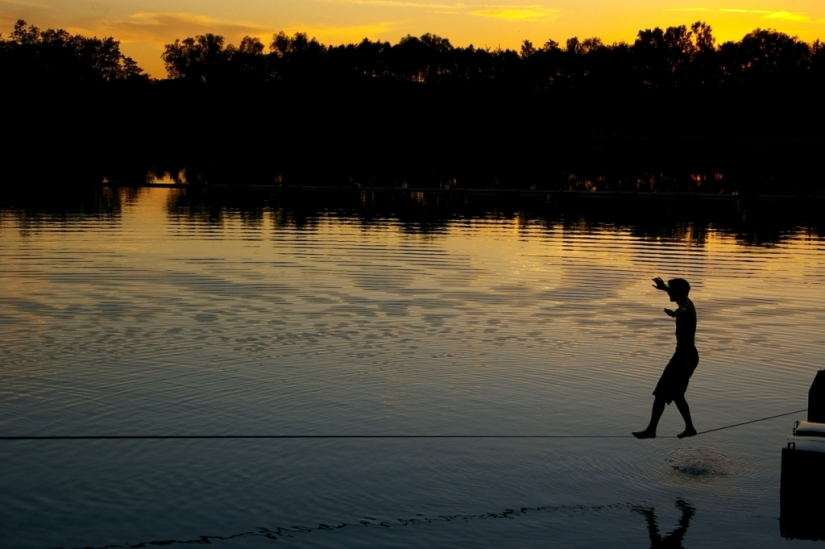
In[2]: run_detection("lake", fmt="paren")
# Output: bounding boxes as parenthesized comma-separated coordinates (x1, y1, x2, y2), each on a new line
(1, 187, 824, 548)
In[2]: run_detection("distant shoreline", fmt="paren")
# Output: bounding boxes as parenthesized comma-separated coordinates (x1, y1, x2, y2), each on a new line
(96, 183, 825, 201)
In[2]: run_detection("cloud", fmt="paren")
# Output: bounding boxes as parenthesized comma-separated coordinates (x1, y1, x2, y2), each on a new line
(62, 12, 399, 49)
(664, 8, 711, 12)
(0, 0, 65, 34)
(0, 0, 51, 12)
(762, 11, 810, 22)
(317, 0, 561, 21)
(471, 5, 561, 21)
(0, 12, 19, 30)
(718, 9, 772, 15)
(321, 0, 463, 10)
(68, 12, 269, 45)
(718, 8, 810, 23)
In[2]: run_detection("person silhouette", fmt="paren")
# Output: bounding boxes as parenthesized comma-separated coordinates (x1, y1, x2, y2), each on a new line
(633, 277, 698, 439)
(634, 500, 695, 549)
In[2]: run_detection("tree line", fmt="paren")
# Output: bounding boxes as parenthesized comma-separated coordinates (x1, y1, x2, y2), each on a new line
(2, 18, 824, 91)
(161, 22, 825, 92)
(2, 19, 824, 191)
(0, 20, 146, 83)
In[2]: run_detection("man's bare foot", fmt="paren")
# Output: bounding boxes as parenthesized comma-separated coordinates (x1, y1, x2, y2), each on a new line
(677, 427, 697, 439)
(632, 430, 656, 439)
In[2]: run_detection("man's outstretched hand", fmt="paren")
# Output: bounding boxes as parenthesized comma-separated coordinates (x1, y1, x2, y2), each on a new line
(652, 277, 669, 291)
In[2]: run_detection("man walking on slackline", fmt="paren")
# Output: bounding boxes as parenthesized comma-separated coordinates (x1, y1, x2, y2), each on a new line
(633, 277, 698, 439)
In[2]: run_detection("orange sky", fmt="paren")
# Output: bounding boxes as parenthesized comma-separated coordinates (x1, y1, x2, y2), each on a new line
(2, 0, 824, 78)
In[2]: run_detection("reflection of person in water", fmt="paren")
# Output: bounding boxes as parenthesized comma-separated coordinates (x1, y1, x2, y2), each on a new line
(633, 277, 698, 439)
(634, 500, 695, 549)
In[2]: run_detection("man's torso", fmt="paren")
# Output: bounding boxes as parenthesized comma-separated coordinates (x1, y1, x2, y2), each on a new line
(675, 298, 697, 348)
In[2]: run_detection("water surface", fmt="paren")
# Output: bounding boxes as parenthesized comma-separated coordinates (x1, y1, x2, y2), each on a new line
(1, 188, 824, 548)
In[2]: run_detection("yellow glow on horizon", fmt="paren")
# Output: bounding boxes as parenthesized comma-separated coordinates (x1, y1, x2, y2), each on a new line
(280, 21, 398, 42)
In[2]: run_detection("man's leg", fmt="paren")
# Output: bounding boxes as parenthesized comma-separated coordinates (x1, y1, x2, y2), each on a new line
(673, 395, 697, 438)
(633, 396, 666, 439)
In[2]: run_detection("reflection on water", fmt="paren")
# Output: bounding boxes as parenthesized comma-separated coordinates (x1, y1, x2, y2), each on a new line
(0, 186, 143, 217)
(1, 187, 824, 548)
(34, 500, 693, 548)
(635, 500, 694, 549)
(2, 186, 824, 245)
(165, 188, 825, 245)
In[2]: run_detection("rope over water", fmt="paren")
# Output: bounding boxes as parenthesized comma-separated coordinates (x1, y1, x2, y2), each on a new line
(0, 408, 807, 440)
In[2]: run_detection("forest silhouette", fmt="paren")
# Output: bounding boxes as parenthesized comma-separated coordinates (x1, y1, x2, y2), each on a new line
(2, 19, 823, 192)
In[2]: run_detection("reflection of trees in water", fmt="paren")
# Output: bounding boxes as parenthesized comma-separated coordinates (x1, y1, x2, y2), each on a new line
(0, 187, 138, 232)
(166, 189, 318, 231)
(559, 169, 824, 196)
(164, 188, 825, 245)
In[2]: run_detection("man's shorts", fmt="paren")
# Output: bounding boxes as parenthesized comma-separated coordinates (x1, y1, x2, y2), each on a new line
(653, 346, 699, 404)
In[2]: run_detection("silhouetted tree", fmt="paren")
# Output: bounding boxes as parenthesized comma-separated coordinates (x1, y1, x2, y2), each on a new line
(270, 31, 325, 58)
(352, 37, 393, 79)
(227, 36, 268, 81)
(633, 24, 715, 88)
(0, 19, 145, 84)
(149, 21, 825, 94)
(269, 31, 326, 81)
(718, 29, 811, 88)
(162, 33, 231, 82)
(519, 39, 536, 59)
(4, 18, 824, 190)
(389, 33, 455, 82)
(811, 39, 825, 91)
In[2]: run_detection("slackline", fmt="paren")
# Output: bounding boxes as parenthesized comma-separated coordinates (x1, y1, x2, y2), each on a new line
(0, 408, 807, 441)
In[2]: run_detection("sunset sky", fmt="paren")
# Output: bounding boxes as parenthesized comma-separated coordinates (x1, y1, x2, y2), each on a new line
(2, 0, 824, 78)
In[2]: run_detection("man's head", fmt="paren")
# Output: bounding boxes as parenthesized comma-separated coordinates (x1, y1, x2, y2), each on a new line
(667, 278, 690, 302)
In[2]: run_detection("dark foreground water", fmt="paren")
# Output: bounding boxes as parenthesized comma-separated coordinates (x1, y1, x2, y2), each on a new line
(1, 188, 824, 548)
